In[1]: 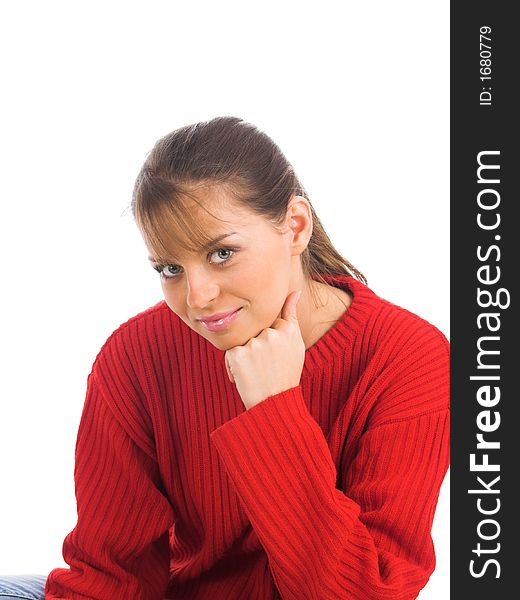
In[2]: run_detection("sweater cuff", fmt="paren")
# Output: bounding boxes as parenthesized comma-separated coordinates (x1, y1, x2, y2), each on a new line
(210, 384, 319, 455)
(209, 385, 360, 582)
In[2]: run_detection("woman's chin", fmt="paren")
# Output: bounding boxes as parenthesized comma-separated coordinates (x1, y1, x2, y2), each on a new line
(207, 332, 251, 351)
(198, 326, 260, 352)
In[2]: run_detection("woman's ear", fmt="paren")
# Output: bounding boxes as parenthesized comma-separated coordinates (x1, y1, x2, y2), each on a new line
(286, 196, 313, 254)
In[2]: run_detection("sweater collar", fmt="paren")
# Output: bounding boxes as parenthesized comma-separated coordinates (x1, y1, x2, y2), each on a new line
(301, 274, 378, 376)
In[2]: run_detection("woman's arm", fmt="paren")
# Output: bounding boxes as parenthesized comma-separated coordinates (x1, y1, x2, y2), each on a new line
(210, 324, 450, 600)
(45, 368, 174, 599)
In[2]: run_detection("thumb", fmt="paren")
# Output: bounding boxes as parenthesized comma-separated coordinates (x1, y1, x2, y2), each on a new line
(281, 289, 302, 321)
(225, 354, 235, 384)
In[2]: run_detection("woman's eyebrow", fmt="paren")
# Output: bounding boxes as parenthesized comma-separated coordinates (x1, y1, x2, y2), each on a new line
(147, 232, 239, 263)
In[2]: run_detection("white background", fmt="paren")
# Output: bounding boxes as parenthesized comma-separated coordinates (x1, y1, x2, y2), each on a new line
(0, 1, 449, 597)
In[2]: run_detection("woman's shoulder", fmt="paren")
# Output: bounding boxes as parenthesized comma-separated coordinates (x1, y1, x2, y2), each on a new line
(89, 299, 179, 378)
(350, 284, 450, 425)
(347, 277, 449, 355)
(377, 296, 450, 358)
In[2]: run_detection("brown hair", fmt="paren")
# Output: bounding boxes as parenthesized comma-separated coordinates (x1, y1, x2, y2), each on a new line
(129, 116, 366, 308)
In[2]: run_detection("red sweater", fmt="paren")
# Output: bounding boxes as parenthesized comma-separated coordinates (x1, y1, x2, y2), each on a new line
(44, 274, 450, 600)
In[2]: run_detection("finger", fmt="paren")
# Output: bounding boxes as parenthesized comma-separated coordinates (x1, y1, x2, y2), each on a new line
(281, 289, 302, 321)
(225, 356, 235, 384)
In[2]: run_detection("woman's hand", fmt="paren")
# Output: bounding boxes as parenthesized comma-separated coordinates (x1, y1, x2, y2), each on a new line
(224, 290, 305, 410)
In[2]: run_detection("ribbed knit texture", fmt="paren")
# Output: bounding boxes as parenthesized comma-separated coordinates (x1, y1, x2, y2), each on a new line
(44, 275, 450, 600)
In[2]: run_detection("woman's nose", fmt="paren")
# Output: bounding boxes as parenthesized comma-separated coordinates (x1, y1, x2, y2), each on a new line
(185, 269, 220, 309)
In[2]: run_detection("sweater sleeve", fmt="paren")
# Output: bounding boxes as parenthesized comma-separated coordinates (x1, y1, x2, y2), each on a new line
(44, 368, 175, 599)
(209, 329, 450, 600)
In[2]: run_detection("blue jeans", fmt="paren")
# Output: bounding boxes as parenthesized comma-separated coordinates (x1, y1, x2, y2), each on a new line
(0, 575, 46, 599)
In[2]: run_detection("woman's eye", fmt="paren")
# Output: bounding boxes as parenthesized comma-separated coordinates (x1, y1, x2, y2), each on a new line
(211, 248, 233, 263)
(154, 264, 181, 279)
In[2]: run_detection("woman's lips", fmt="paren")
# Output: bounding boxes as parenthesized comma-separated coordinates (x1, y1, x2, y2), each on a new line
(198, 308, 243, 332)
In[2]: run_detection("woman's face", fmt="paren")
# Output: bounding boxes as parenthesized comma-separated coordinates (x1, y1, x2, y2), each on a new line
(149, 191, 308, 351)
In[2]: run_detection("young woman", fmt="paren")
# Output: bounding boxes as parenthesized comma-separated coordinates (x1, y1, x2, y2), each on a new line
(1, 116, 449, 600)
